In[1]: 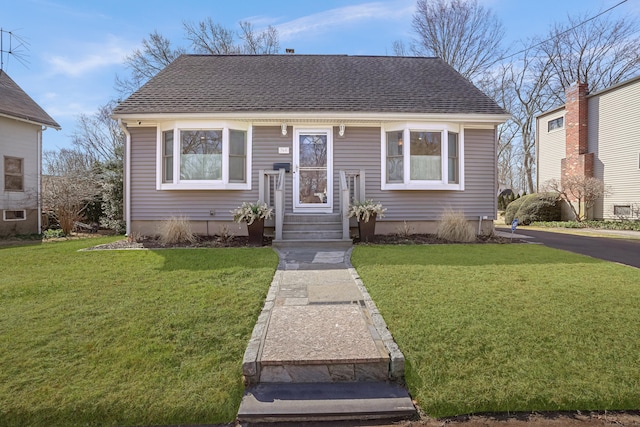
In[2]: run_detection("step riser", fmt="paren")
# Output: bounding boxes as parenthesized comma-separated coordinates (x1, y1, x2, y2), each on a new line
(272, 240, 353, 250)
(282, 231, 343, 240)
(283, 222, 342, 232)
(259, 361, 389, 383)
(238, 382, 416, 423)
(284, 214, 342, 223)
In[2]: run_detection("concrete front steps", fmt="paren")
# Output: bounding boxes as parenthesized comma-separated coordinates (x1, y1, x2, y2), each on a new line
(237, 382, 416, 423)
(272, 213, 352, 249)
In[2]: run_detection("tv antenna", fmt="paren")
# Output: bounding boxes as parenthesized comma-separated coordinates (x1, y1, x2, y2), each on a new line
(0, 28, 30, 72)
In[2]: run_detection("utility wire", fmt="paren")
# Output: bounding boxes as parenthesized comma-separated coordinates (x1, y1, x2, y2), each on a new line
(496, 0, 629, 62)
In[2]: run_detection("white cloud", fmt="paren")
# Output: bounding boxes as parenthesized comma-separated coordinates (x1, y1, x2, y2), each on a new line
(45, 35, 129, 77)
(275, 1, 415, 41)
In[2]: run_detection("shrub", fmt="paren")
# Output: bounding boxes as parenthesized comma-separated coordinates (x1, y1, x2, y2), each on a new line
(436, 209, 476, 243)
(159, 216, 196, 245)
(504, 196, 526, 225)
(43, 229, 65, 239)
(505, 193, 561, 226)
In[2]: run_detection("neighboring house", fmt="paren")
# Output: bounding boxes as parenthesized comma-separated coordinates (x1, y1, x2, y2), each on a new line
(537, 78, 640, 220)
(0, 70, 60, 236)
(112, 55, 509, 243)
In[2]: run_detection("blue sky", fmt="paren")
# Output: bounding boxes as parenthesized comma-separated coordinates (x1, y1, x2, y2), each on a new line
(2, 0, 637, 152)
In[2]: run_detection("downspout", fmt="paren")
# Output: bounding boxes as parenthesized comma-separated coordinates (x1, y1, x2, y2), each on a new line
(38, 127, 45, 234)
(117, 119, 132, 235)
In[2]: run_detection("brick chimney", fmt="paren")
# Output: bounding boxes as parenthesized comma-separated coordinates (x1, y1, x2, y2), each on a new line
(561, 82, 594, 197)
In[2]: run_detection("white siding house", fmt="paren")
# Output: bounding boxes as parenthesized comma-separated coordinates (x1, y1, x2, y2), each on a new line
(537, 77, 640, 220)
(0, 71, 60, 235)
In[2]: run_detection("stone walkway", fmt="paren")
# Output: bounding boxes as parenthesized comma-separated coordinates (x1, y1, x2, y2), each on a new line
(238, 245, 414, 422)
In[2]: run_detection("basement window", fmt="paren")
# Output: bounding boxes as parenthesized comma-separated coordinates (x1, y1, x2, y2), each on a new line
(613, 205, 632, 217)
(3, 210, 26, 221)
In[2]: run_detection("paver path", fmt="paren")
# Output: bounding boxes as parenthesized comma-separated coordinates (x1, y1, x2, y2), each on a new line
(237, 246, 415, 423)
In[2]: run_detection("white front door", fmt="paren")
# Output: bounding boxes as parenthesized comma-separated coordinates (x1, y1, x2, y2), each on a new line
(293, 128, 333, 213)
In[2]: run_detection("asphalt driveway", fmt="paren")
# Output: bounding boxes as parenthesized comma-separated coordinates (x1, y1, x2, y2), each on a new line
(496, 227, 640, 269)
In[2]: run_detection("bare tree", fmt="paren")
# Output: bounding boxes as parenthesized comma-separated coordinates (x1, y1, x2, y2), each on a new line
(71, 101, 126, 232)
(392, 40, 409, 56)
(498, 41, 558, 194)
(539, 12, 640, 100)
(543, 176, 607, 221)
(72, 100, 124, 164)
(238, 21, 280, 54)
(411, 0, 505, 82)
(184, 19, 280, 55)
(115, 31, 185, 98)
(184, 18, 238, 54)
(42, 150, 101, 234)
(117, 21, 280, 97)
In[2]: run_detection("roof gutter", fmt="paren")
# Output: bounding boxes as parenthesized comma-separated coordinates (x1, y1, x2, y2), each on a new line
(0, 112, 61, 130)
(113, 111, 512, 125)
(117, 119, 132, 236)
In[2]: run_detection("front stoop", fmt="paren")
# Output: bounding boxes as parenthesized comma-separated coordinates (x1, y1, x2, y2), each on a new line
(273, 213, 352, 249)
(237, 382, 416, 423)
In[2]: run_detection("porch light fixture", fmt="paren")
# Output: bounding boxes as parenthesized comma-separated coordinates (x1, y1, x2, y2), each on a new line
(281, 123, 287, 136)
(339, 123, 345, 137)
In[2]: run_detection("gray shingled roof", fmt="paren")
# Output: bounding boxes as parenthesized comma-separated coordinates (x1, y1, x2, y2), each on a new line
(0, 71, 60, 129)
(114, 55, 508, 116)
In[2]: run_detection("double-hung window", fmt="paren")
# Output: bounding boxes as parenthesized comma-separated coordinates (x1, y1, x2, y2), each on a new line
(382, 125, 463, 190)
(4, 157, 24, 192)
(158, 122, 251, 190)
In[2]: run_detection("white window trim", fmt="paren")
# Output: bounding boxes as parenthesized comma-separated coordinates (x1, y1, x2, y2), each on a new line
(156, 121, 252, 190)
(292, 127, 334, 214)
(381, 123, 465, 190)
(3, 210, 26, 221)
(4, 156, 24, 192)
(547, 115, 565, 133)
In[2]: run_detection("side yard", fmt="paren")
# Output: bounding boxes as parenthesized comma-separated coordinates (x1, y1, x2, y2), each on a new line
(0, 238, 278, 426)
(352, 244, 640, 418)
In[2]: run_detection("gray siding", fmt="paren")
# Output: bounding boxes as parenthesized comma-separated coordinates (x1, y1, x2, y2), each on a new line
(537, 110, 566, 189)
(336, 127, 497, 221)
(130, 127, 260, 222)
(253, 126, 293, 212)
(130, 125, 498, 223)
(588, 81, 640, 219)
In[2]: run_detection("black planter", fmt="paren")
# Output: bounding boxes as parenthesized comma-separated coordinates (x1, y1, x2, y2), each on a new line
(247, 219, 264, 246)
(358, 214, 377, 242)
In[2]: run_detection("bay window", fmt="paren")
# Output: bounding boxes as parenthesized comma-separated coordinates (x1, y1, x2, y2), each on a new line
(158, 122, 251, 190)
(382, 125, 463, 190)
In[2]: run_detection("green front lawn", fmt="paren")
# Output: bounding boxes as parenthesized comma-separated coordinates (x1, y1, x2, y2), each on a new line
(0, 238, 278, 427)
(352, 244, 640, 418)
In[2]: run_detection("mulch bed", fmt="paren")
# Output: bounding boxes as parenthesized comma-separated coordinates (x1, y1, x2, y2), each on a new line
(84, 232, 525, 250)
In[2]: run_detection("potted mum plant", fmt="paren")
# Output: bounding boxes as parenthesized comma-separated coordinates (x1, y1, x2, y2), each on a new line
(231, 201, 273, 246)
(348, 199, 386, 242)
